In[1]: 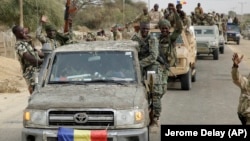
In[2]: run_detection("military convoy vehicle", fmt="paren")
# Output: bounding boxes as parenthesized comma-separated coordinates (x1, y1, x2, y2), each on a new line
(194, 25, 220, 60)
(226, 23, 241, 45)
(168, 28, 197, 90)
(22, 41, 155, 141)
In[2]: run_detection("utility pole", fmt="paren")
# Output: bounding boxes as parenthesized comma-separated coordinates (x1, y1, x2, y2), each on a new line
(148, 0, 150, 11)
(123, 0, 125, 25)
(19, 0, 23, 27)
(239, 1, 247, 22)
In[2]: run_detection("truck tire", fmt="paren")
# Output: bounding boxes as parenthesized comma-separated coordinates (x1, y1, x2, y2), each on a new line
(237, 40, 240, 45)
(213, 48, 219, 60)
(180, 69, 192, 90)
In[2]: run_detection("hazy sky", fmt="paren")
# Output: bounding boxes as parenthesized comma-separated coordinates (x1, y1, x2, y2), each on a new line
(136, 0, 249, 15)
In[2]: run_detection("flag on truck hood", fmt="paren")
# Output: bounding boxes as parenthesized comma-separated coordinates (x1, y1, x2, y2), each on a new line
(58, 127, 107, 141)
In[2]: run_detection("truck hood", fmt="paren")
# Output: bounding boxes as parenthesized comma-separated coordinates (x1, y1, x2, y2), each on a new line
(28, 85, 146, 110)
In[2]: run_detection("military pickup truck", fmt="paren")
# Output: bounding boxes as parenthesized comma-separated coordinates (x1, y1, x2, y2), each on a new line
(226, 23, 241, 45)
(167, 27, 197, 90)
(21, 41, 155, 141)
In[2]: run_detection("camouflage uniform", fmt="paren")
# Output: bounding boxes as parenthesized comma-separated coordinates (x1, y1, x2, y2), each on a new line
(36, 24, 62, 50)
(158, 13, 183, 95)
(149, 10, 164, 28)
(15, 40, 42, 89)
(203, 14, 215, 25)
(132, 30, 163, 119)
(231, 67, 250, 125)
(36, 24, 74, 49)
(86, 32, 96, 41)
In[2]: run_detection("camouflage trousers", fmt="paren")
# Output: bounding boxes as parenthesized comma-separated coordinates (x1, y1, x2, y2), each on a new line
(23, 66, 40, 89)
(162, 69, 168, 96)
(143, 64, 164, 118)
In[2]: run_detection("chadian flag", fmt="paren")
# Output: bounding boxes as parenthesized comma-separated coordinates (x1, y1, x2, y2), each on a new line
(58, 127, 108, 141)
(177, 0, 187, 5)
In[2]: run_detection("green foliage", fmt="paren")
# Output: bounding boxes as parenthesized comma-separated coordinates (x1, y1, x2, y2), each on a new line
(0, 0, 147, 31)
(0, 0, 64, 30)
(73, 0, 147, 29)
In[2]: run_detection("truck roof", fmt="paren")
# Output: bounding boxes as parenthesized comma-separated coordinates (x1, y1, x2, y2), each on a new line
(53, 40, 139, 52)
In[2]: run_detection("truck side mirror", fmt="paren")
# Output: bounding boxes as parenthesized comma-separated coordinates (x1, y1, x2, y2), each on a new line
(41, 43, 53, 57)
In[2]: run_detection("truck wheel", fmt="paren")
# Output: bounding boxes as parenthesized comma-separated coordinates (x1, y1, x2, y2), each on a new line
(180, 69, 192, 90)
(237, 40, 240, 45)
(213, 48, 219, 60)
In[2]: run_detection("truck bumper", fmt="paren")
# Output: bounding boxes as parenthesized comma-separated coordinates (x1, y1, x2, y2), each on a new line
(22, 127, 148, 141)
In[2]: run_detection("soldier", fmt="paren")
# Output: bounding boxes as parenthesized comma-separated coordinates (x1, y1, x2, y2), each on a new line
(86, 32, 96, 41)
(12, 25, 44, 94)
(190, 12, 197, 25)
(231, 53, 250, 125)
(203, 13, 215, 25)
(194, 3, 204, 25)
(158, 6, 183, 99)
(126, 7, 151, 27)
(36, 15, 73, 49)
(149, 3, 164, 28)
(164, 3, 176, 27)
(131, 22, 163, 132)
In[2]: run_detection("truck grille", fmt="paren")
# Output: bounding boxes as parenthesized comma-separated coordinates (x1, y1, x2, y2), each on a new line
(48, 110, 114, 127)
(197, 42, 208, 48)
(227, 33, 236, 37)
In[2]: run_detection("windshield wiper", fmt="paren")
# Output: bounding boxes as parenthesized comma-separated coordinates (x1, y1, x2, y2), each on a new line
(48, 81, 86, 85)
(84, 79, 127, 86)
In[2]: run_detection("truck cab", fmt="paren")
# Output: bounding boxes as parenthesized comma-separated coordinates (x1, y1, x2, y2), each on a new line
(22, 41, 154, 141)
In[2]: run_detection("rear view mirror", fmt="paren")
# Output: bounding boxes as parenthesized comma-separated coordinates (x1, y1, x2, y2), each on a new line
(88, 56, 101, 62)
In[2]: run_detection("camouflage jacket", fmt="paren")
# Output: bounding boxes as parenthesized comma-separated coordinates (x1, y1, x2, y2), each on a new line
(159, 12, 183, 67)
(231, 67, 250, 116)
(36, 25, 62, 50)
(15, 40, 41, 75)
(36, 25, 75, 49)
(132, 34, 160, 68)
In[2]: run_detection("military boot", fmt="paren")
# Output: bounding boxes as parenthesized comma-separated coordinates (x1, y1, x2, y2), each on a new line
(149, 117, 160, 133)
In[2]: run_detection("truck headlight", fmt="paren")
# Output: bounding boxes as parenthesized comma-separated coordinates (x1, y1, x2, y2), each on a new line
(236, 33, 241, 37)
(23, 109, 47, 127)
(116, 109, 144, 127)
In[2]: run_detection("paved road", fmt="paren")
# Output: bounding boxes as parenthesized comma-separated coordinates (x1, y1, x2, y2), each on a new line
(1, 38, 250, 141)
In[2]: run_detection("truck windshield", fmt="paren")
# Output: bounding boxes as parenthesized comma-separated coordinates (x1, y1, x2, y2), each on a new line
(227, 25, 240, 32)
(48, 51, 137, 84)
(194, 29, 214, 36)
